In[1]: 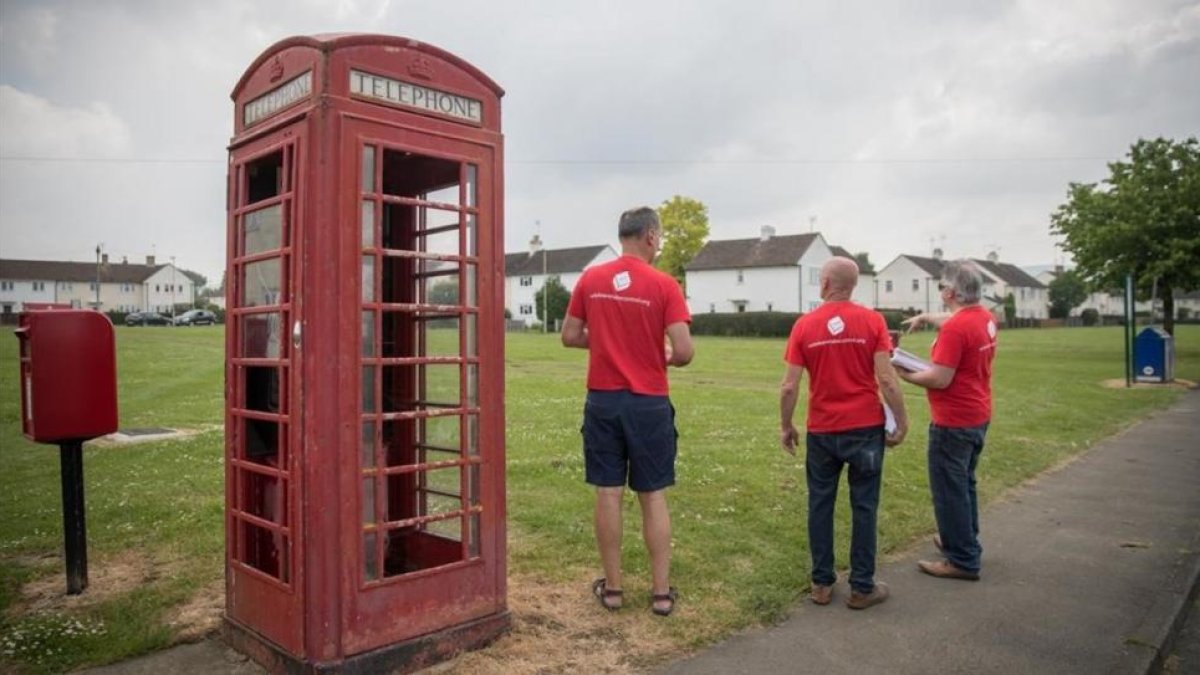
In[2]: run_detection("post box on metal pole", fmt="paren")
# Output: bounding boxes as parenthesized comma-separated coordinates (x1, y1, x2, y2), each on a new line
(14, 309, 119, 594)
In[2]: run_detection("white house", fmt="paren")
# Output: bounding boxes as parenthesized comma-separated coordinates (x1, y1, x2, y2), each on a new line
(504, 237, 617, 327)
(1034, 267, 1153, 317)
(684, 227, 875, 314)
(875, 252, 1048, 320)
(0, 255, 199, 322)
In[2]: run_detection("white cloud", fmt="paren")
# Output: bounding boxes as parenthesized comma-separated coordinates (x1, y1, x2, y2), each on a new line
(0, 85, 131, 157)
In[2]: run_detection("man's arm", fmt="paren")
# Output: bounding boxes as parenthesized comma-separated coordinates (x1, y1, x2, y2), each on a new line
(898, 363, 955, 390)
(779, 364, 804, 455)
(561, 315, 588, 349)
(665, 321, 693, 367)
(873, 351, 908, 447)
(902, 312, 953, 332)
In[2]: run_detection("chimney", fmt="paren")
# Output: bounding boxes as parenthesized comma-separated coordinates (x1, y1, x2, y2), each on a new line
(146, 255, 156, 266)
(529, 234, 543, 255)
(986, 251, 999, 263)
(760, 225, 775, 242)
(932, 247, 943, 260)
(101, 253, 109, 264)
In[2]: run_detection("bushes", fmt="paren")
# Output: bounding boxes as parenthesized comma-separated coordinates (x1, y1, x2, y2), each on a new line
(691, 312, 800, 338)
(1081, 308, 1100, 326)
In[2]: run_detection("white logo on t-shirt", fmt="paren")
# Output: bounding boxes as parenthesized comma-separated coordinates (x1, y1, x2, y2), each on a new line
(987, 320, 997, 339)
(612, 271, 631, 292)
(827, 316, 845, 336)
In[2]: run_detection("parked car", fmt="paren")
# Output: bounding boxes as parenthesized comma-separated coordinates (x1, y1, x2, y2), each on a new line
(125, 312, 172, 326)
(173, 309, 218, 326)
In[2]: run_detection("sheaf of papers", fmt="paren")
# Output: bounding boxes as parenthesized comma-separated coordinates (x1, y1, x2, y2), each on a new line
(884, 404, 897, 434)
(891, 347, 931, 373)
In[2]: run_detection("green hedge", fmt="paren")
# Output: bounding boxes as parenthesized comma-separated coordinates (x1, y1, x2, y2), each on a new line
(691, 312, 800, 338)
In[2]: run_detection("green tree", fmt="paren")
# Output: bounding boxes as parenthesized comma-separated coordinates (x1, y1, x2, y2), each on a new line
(1047, 269, 1088, 319)
(427, 279, 459, 305)
(1003, 293, 1016, 326)
(853, 252, 876, 275)
(1051, 137, 1200, 334)
(534, 276, 571, 328)
(655, 195, 710, 286)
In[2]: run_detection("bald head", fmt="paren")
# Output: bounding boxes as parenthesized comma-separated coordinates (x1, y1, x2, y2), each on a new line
(821, 257, 859, 299)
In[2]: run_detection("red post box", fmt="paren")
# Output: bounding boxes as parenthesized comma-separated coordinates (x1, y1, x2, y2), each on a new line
(16, 309, 118, 443)
(14, 308, 118, 595)
(224, 34, 507, 673)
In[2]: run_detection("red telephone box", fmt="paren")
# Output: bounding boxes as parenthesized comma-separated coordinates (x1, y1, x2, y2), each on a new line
(224, 34, 507, 673)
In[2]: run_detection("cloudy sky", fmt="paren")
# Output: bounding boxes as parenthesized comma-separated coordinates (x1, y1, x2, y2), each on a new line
(1, 0, 1198, 285)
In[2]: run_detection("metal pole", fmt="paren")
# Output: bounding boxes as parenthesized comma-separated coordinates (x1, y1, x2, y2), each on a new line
(94, 245, 101, 309)
(59, 441, 88, 594)
(1124, 274, 1134, 388)
(542, 247, 548, 333)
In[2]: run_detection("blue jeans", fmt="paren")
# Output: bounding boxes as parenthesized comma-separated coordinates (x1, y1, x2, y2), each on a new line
(927, 422, 989, 573)
(806, 426, 885, 594)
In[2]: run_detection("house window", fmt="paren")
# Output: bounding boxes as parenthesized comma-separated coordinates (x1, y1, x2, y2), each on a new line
(156, 284, 161, 292)
(122, 283, 133, 293)
(809, 268, 820, 284)
(736, 270, 744, 284)
(519, 304, 533, 315)
(519, 276, 533, 287)
(1020, 288, 1027, 299)
(736, 303, 746, 313)
(885, 280, 893, 293)
(33, 281, 45, 291)
(912, 279, 920, 292)
(90, 282, 98, 291)
(0, 281, 12, 291)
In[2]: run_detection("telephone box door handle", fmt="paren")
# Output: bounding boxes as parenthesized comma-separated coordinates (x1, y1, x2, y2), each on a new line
(292, 320, 302, 350)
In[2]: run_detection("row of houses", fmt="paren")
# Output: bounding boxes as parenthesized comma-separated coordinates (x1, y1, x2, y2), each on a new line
(9, 233, 1194, 328)
(501, 226, 1052, 326)
(0, 255, 200, 321)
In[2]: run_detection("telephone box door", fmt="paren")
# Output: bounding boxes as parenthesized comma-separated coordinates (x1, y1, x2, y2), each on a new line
(346, 118, 503, 650)
(226, 124, 306, 655)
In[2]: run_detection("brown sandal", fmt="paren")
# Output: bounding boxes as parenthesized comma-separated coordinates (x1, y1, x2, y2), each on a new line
(592, 578, 623, 611)
(651, 587, 678, 616)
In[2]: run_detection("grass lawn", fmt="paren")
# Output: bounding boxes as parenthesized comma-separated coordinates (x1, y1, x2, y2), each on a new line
(1, 324, 1197, 672)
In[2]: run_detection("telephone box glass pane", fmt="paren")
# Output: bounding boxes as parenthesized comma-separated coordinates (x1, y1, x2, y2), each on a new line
(465, 164, 477, 208)
(361, 145, 375, 193)
(361, 256, 375, 303)
(466, 364, 479, 407)
(241, 313, 282, 358)
(243, 473, 286, 526)
(245, 418, 279, 461)
(361, 422, 376, 468)
(361, 311, 375, 357)
(424, 183, 458, 207)
(363, 532, 379, 581)
(245, 150, 283, 205)
(243, 258, 282, 307)
(465, 263, 477, 307)
(244, 367, 281, 412)
(465, 314, 477, 357)
(241, 521, 288, 582)
(361, 200, 375, 248)
(362, 477, 376, 525)
(362, 367, 376, 412)
(466, 414, 479, 456)
(244, 205, 282, 256)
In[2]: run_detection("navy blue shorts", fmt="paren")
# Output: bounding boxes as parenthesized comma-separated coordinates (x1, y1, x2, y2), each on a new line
(581, 390, 678, 492)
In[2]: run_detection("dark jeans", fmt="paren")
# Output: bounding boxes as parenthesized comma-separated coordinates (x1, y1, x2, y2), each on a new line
(927, 422, 989, 573)
(806, 426, 885, 594)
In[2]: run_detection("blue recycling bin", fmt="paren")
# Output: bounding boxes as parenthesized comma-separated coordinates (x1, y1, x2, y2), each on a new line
(1134, 326, 1175, 383)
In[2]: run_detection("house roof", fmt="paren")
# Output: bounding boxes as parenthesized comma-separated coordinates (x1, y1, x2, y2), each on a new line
(685, 232, 820, 271)
(828, 245, 852, 259)
(901, 255, 947, 278)
(973, 259, 1045, 288)
(504, 245, 611, 277)
(0, 258, 168, 284)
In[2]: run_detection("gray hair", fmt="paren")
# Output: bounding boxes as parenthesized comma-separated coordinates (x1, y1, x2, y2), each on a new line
(941, 259, 983, 304)
(618, 207, 660, 239)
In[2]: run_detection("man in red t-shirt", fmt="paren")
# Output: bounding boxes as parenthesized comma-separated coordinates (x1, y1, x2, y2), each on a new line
(899, 259, 997, 581)
(780, 257, 908, 609)
(562, 206, 693, 617)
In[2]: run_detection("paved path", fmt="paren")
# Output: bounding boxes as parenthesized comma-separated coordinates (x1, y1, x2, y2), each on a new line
(662, 389, 1200, 675)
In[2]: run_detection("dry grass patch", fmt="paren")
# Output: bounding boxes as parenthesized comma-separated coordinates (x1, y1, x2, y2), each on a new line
(7, 551, 156, 618)
(165, 579, 224, 643)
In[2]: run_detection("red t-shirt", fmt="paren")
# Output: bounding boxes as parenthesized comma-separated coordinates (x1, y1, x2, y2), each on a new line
(566, 255, 691, 396)
(928, 305, 997, 427)
(784, 301, 892, 433)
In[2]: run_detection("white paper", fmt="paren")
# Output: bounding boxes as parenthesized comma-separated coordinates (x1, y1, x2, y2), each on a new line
(891, 347, 932, 373)
(884, 404, 897, 434)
